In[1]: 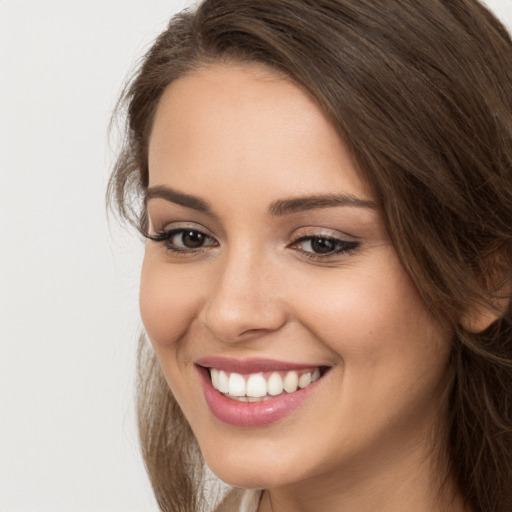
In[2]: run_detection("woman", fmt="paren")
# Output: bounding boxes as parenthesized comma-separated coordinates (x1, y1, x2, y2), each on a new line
(108, 1, 512, 511)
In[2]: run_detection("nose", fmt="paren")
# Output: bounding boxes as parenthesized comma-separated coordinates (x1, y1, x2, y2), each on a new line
(201, 246, 287, 343)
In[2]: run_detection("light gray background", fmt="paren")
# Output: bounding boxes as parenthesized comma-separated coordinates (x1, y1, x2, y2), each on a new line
(1, 1, 511, 511)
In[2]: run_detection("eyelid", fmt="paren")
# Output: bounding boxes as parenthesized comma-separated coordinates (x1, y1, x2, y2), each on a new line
(145, 221, 219, 255)
(148, 220, 213, 235)
(145, 221, 360, 260)
(287, 227, 361, 260)
(289, 226, 359, 242)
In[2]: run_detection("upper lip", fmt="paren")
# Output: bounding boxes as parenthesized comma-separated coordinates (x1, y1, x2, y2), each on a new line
(195, 356, 327, 374)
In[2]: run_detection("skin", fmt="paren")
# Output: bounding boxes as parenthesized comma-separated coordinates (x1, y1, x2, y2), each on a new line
(141, 63, 469, 512)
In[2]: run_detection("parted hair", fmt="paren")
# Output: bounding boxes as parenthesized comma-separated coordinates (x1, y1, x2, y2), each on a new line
(108, 1, 512, 511)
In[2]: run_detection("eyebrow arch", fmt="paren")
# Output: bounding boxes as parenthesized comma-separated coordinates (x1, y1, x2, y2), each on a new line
(145, 185, 214, 215)
(145, 185, 376, 217)
(269, 194, 377, 216)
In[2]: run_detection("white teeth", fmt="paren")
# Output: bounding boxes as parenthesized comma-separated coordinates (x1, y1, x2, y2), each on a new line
(267, 372, 284, 396)
(246, 374, 267, 397)
(231, 395, 273, 402)
(218, 370, 229, 393)
(210, 368, 220, 389)
(228, 372, 246, 396)
(298, 373, 312, 389)
(209, 367, 325, 399)
(283, 371, 299, 393)
(244, 396, 268, 402)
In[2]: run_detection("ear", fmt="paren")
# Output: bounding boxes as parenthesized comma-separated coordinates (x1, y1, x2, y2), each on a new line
(460, 280, 511, 334)
(460, 300, 508, 333)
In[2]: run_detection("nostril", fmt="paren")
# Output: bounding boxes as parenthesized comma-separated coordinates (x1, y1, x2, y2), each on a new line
(201, 277, 288, 342)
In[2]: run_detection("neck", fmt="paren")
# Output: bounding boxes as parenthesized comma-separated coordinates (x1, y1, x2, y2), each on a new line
(259, 481, 470, 512)
(257, 431, 471, 512)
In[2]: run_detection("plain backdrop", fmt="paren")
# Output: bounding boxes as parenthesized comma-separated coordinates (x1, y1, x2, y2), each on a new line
(1, 1, 511, 511)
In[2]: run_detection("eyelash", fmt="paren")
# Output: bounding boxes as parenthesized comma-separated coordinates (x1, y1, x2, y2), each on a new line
(147, 228, 218, 255)
(290, 235, 360, 261)
(147, 228, 360, 260)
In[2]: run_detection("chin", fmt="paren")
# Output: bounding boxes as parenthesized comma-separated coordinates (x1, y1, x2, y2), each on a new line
(200, 437, 307, 490)
(209, 463, 294, 490)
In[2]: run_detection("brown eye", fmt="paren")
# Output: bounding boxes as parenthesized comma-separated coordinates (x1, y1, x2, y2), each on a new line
(180, 230, 207, 248)
(310, 237, 337, 254)
(148, 228, 217, 252)
(291, 235, 360, 258)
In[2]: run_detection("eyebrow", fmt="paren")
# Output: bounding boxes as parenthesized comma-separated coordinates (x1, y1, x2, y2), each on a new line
(145, 185, 376, 216)
(145, 185, 214, 214)
(268, 194, 376, 216)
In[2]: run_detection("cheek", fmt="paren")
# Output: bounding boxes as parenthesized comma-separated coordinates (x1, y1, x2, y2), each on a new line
(139, 254, 212, 429)
(139, 253, 204, 350)
(291, 260, 453, 454)
(294, 253, 451, 379)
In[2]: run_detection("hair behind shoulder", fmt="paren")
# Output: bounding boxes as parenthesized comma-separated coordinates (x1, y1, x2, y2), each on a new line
(108, 2, 512, 511)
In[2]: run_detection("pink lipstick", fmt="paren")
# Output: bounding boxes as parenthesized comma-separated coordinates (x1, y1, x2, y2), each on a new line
(196, 357, 329, 428)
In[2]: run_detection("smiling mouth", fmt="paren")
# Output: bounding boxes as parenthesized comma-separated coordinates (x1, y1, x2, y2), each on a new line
(196, 359, 332, 426)
(206, 366, 330, 402)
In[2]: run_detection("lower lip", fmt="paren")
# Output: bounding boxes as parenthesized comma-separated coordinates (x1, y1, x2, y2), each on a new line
(198, 367, 323, 427)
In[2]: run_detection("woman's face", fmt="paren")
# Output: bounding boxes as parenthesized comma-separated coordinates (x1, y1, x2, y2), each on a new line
(141, 64, 453, 491)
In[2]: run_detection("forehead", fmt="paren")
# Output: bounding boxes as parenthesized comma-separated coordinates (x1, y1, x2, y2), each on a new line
(148, 63, 371, 202)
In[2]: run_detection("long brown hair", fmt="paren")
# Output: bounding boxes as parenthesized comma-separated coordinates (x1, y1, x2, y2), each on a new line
(108, 1, 512, 511)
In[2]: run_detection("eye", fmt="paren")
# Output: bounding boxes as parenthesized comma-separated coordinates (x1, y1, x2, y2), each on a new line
(300, 237, 339, 254)
(147, 228, 217, 253)
(172, 229, 210, 249)
(291, 235, 359, 258)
